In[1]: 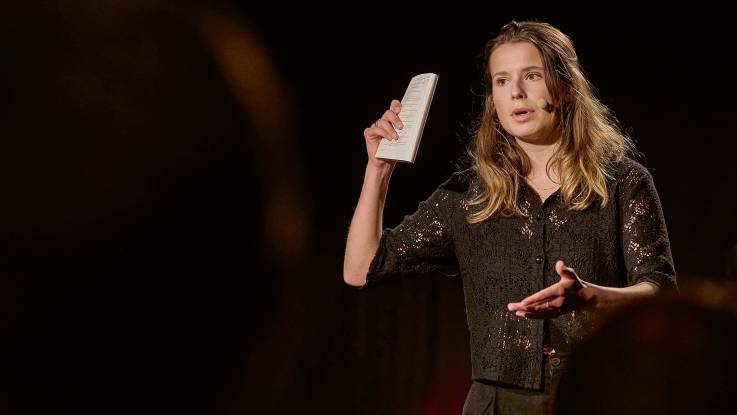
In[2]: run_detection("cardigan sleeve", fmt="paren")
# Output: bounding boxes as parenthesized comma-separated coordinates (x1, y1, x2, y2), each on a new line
(364, 181, 461, 287)
(618, 160, 677, 290)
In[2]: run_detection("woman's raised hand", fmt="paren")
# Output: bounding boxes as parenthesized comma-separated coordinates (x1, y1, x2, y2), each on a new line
(363, 99, 403, 168)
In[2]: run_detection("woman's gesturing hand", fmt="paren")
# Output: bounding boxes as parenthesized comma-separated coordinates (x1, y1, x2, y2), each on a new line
(507, 260, 590, 319)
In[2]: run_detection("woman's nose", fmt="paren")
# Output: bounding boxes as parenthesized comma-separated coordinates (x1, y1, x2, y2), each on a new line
(511, 80, 526, 99)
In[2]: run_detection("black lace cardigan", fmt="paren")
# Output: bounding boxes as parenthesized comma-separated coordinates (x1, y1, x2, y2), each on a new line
(364, 157, 676, 390)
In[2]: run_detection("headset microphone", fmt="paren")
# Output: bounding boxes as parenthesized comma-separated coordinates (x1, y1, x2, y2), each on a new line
(536, 98, 554, 113)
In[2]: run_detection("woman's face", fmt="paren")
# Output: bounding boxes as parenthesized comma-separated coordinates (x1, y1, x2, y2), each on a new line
(490, 41, 559, 145)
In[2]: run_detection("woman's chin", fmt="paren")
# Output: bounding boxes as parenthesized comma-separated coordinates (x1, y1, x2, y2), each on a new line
(513, 132, 559, 146)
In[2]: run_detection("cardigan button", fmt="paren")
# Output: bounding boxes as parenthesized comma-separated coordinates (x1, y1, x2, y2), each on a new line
(535, 256, 543, 264)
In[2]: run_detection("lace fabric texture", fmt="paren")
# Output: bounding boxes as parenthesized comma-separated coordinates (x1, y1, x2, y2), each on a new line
(365, 157, 676, 389)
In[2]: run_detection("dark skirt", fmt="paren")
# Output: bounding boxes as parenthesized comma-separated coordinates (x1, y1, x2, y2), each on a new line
(462, 352, 569, 415)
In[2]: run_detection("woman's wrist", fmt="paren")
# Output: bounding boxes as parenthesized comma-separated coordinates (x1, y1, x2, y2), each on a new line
(365, 161, 394, 184)
(579, 281, 659, 312)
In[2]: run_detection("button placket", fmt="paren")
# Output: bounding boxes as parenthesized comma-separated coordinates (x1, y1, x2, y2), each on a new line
(534, 206, 545, 266)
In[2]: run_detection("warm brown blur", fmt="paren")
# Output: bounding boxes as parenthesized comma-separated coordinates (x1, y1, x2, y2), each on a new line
(0, 2, 307, 413)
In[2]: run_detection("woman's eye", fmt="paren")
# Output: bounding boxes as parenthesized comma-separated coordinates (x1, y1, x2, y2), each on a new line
(526, 72, 542, 80)
(495, 78, 508, 86)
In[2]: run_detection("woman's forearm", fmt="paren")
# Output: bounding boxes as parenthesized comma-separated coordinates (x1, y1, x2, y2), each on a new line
(581, 281, 659, 311)
(343, 163, 394, 286)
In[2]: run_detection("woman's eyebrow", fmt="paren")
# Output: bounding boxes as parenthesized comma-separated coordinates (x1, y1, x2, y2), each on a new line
(491, 66, 545, 78)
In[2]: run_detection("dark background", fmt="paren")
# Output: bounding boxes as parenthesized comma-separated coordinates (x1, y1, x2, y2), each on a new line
(2, 2, 735, 414)
(242, 4, 737, 279)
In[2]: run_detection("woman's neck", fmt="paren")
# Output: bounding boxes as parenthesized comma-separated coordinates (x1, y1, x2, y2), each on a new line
(515, 137, 560, 181)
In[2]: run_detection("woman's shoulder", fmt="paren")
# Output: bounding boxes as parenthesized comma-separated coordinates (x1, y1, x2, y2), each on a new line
(437, 167, 478, 194)
(612, 156, 653, 183)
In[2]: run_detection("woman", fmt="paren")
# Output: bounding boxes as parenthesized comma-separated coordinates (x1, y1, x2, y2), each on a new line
(343, 21, 676, 414)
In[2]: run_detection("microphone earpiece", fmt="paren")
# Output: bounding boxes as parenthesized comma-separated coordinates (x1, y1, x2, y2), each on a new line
(536, 98, 554, 113)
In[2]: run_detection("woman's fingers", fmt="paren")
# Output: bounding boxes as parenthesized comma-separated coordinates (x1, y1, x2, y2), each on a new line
(390, 99, 402, 115)
(363, 124, 383, 141)
(519, 284, 563, 307)
(384, 101, 404, 130)
(376, 118, 399, 140)
(511, 295, 561, 312)
(514, 296, 566, 318)
(556, 260, 589, 288)
(531, 296, 564, 311)
(364, 100, 404, 142)
(509, 261, 590, 319)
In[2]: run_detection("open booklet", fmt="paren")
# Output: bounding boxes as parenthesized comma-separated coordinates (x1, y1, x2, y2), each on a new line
(375, 73, 438, 163)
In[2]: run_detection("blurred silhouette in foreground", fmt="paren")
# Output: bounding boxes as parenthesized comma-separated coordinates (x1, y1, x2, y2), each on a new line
(556, 280, 737, 415)
(0, 2, 307, 414)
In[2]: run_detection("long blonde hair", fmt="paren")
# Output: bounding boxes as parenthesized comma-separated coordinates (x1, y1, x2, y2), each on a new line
(468, 21, 633, 223)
